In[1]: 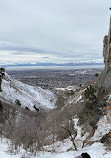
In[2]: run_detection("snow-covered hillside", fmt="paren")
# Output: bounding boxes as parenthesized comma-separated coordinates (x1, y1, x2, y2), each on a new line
(0, 73, 56, 111)
(0, 105, 111, 158)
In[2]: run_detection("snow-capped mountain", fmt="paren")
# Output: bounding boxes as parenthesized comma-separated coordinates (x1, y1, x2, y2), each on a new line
(0, 73, 56, 111)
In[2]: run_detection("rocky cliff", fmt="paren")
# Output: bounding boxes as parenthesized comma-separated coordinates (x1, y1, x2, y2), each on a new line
(97, 17, 111, 90)
(103, 17, 111, 71)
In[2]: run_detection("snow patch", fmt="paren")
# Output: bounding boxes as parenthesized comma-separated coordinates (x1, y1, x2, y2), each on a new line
(69, 95, 82, 104)
(92, 114, 111, 141)
(73, 118, 89, 149)
(56, 86, 80, 92)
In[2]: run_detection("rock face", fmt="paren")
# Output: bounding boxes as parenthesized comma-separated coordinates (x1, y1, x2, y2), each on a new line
(0, 68, 5, 91)
(103, 18, 111, 71)
(97, 17, 111, 90)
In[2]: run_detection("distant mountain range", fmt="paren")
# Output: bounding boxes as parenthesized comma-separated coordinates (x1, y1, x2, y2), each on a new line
(1, 62, 104, 67)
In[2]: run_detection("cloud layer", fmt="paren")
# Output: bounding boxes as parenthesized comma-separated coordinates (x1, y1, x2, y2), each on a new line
(0, 0, 110, 64)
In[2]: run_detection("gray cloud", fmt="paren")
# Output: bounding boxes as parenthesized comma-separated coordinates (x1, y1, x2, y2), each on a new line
(0, 0, 110, 64)
(0, 43, 101, 60)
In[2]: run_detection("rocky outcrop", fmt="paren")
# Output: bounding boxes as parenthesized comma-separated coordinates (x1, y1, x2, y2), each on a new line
(103, 35, 108, 66)
(0, 68, 5, 91)
(96, 17, 111, 90)
(103, 17, 111, 71)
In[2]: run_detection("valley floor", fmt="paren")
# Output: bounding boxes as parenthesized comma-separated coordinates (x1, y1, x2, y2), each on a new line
(7, 68, 103, 90)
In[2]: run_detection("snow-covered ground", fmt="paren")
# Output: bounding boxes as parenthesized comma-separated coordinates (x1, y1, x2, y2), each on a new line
(39, 117, 111, 158)
(0, 73, 56, 111)
(0, 138, 111, 158)
(0, 114, 111, 157)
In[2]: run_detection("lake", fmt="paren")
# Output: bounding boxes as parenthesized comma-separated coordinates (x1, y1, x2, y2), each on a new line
(5, 65, 104, 71)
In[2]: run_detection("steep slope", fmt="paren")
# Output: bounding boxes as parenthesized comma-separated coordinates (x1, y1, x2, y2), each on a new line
(0, 73, 56, 111)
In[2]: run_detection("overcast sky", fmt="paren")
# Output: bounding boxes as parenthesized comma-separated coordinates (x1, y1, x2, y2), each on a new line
(0, 0, 110, 65)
